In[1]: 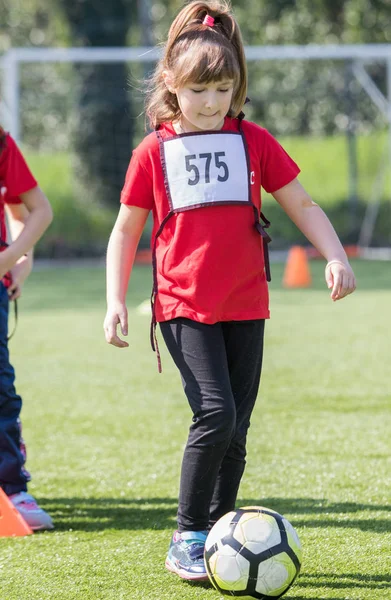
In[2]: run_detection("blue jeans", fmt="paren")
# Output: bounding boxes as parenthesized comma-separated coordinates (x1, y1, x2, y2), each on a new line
(0, 282, 28, 495)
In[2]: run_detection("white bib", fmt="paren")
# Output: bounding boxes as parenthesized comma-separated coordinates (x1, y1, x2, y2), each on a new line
(162, 132, 250, 211)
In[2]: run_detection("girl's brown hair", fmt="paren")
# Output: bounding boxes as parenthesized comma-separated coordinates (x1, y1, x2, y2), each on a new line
(146, 1, 247, 129)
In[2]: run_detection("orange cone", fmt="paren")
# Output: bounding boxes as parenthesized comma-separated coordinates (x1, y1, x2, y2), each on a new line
(283, 246, 312, 288)
(0, 488, 33, 537)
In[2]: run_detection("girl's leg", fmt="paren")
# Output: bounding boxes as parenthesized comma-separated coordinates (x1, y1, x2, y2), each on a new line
(160, 318, 236, 532)
(209, 319, 265, 527)
(0, 283, 28, 495)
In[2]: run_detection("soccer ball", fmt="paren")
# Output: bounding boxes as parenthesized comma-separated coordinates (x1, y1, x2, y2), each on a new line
(204, 506, 302, 599)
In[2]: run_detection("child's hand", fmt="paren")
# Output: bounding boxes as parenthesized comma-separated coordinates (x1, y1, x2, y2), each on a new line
(325, 260, 356, 301)
(8, 257, 32, 301)
(104, 304, 129, 348)
(0, 251, 12, 281)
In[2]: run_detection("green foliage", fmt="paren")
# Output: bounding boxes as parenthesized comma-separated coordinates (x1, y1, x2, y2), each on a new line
(147, 0, 391, 46)
(262, 198, 391, 247)
(55, 0, 138, 208)
(0, 260, 389, 599)
(24, 150, 117, 257)
(262, 130, 391, 247)
(3, 0, 390, 208)
(0, 0, 70, 50)
(3, 0, 390, 140)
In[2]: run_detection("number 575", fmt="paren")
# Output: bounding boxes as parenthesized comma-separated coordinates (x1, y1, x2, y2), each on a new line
(185, 152, 229, 186)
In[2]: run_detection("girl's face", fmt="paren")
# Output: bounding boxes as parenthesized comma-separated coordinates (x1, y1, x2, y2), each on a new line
(169, 78, 234, 132)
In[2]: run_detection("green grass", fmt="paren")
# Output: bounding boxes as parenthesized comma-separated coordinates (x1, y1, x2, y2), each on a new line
(1, 259, 390, 599)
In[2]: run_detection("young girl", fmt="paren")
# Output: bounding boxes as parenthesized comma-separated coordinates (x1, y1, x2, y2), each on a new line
(0, 126, 53, 530)
(104, 0, 356, 581)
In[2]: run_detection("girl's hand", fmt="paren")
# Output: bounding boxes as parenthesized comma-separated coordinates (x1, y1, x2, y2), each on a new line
(104, 304, 129, 348)
(8, 258, 32, 301)
(325, 260, 356, 301)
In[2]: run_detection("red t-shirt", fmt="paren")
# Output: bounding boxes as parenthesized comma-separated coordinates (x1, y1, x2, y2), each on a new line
(0, 131, 38, 243)
(121, 117, 300, 323)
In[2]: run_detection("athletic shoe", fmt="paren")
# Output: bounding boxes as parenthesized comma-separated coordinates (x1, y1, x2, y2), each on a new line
(165, 530, 209, 581)
(9, 492, 54, 531)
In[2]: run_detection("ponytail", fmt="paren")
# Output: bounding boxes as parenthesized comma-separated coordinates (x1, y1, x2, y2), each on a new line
(146, 1, 247, 129)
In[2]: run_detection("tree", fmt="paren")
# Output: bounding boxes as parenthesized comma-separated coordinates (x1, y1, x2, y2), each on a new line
(57, 0, 137, 208)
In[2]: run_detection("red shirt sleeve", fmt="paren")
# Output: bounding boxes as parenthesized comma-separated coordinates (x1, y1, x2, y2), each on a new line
(120, 145, 154, 211)
(0, 134, 38, 204)
(260, 129, 300, 193)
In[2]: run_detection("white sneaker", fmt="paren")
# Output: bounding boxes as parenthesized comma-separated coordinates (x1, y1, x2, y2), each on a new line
(9, 492, 54, 531)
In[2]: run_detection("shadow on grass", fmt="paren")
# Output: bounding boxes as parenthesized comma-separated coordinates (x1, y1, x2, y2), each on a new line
(185, 573, 391, 598)
(39, 496, 177, 531)
(175, 572, 391, 597)
(183, 580, 212, 590)
(298, 572, 391, 590)
(239, 497, 391, 534)
(37, 496, 390, 534)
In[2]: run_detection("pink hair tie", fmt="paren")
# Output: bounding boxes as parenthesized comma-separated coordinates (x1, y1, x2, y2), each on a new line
(202, 14, 215, 27)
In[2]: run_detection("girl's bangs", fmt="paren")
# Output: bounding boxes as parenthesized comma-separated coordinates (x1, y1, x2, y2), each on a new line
(173, 41, 238, 87)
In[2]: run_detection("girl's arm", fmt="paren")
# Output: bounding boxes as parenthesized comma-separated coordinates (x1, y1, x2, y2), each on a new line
(272, 178, 356, 301)
(0, 186, 52, 279)
(4, 202, 33, 300)
(104, 204, 150, 348)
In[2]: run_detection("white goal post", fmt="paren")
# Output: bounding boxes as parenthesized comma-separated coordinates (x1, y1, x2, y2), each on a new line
(1, 43, 391, 250)
(1, 44, 391, 143)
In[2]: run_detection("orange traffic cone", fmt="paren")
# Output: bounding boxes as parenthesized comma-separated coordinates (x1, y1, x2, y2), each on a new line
(0, 488, 33, 537)
(283, 246, 312, 288)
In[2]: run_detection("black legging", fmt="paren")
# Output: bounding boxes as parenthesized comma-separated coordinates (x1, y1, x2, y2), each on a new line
(160, 317, 265, 532)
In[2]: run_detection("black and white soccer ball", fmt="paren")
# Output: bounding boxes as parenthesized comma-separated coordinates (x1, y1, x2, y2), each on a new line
(204, 506, 302, 599)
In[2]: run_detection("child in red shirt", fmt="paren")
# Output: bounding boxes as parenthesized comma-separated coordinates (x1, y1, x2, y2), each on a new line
(104, 0, 356, 581)
(0, 127, 53, 530)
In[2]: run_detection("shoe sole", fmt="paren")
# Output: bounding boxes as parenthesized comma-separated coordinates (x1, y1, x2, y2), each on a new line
(31, 523, 54, 532)
(165, 557, 209, 582)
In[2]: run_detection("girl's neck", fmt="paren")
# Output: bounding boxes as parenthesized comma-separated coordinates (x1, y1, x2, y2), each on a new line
(173, 116, 226, 134)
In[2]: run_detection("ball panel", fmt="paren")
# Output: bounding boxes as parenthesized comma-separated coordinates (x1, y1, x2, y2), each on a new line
(243, 541, 274, 556)
(208, 544, 250, 591)
(214, 573, 249, 592)
(236, 512, 281, 550)
(255, 553, 297, 596)
(205, 510, 237, 551)
(282, 518, 303, 562)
